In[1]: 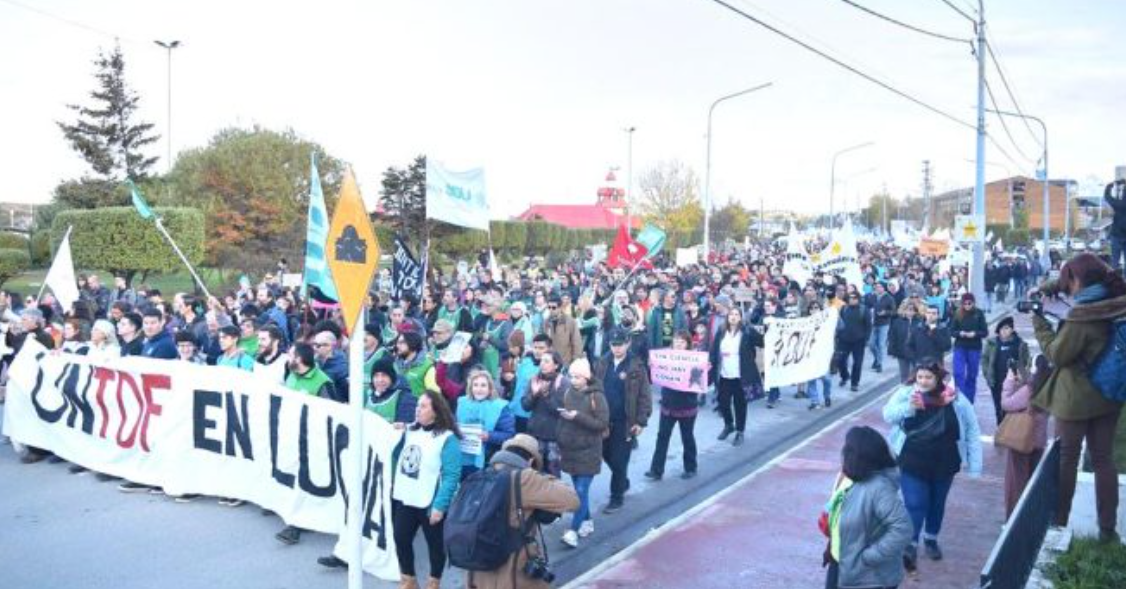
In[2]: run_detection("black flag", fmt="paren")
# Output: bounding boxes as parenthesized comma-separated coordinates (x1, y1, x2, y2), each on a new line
(391, 236, 423, 301)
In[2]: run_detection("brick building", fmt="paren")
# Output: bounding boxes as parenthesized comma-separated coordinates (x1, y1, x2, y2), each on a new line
(928, 176, 1074, 232)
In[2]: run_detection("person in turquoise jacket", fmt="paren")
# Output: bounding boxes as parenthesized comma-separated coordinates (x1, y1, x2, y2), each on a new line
(456, 370, 515, 479)
(509, 333, 550, 433)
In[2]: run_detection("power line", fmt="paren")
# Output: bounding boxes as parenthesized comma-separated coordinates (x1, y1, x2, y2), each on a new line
(836, 0, 972, 45)
(986, 37, 1043, 147)
(705, 0, 976, 130)
(984, 79, 1037, 163)
(0, 0, 131, 42)
(935, 0, 977, 23)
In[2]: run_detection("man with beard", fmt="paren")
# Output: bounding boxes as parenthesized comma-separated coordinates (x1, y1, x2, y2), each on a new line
(437, 288, 473, 333)
(594, 329, 651, 513)
(395, 330, 435, 398)
(255, 324, 288, 385)
(312, 331, 348, 403)
(255, 286, 290, 344)
(617, 306, 650, 368)
(428, 319, 455, 362)
(545, 294, 583, 366)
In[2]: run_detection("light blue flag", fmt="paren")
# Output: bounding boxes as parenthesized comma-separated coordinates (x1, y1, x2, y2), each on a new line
(301, 154, 338, 301)
(636, 224, 667, 258)
(425, 159, 490, 231)
(127, 180, 154, 220)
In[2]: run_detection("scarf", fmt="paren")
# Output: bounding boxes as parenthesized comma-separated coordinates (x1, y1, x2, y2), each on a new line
(1074, 283, 1109, 304)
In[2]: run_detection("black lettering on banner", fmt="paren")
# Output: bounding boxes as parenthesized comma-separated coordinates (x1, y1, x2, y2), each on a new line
(192, 389, 223, 454)
(334, 420, 350, 506)
(31, 352, 65, 424)
(223, 391, 253, 460)
(297, 405, 338, 498)
(362, 447, 388, 548)
(61, 364, 96, 434)
(269, 394, 296, 488)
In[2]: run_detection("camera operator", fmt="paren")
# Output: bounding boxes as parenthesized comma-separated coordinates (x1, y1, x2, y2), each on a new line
(468, 434, 579, 589)
(1029, 253, 1126, 543)
(1104, 178, 1126, 269)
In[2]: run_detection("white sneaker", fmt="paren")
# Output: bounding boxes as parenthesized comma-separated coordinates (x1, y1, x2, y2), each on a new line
(579, 520, 595, 538)
(561, 530, 579, 548)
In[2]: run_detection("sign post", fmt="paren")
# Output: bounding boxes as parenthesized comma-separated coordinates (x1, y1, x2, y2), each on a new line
(326, 169, 381, 589)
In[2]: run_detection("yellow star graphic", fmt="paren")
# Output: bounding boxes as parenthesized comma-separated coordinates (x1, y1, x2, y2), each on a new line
(962, 220, 977, 239)
(831, 242, 842, 255)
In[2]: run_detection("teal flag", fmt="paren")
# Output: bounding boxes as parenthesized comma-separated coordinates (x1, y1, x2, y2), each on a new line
(301, 154, 338, 301)
(128, 180, 154, 220)
(636, 224, 667, 258)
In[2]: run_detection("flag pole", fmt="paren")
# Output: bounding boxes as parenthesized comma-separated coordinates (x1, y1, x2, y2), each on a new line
(154, 217, 212, 300)
(37, 225, 74, 303)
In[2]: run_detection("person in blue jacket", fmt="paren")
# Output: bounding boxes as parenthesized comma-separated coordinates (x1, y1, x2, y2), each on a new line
(456, 370, 515, 479)
(140, 308, 177, 360)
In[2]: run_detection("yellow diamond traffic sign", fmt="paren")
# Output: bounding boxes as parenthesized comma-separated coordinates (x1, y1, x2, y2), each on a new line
(326, 169, 380, 331)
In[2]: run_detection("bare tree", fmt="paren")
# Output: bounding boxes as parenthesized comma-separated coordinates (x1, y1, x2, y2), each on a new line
(636, 160, 702, 231)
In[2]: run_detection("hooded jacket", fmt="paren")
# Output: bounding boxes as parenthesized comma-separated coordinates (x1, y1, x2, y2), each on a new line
(835, 468, 913, 589)
(557, 381, 610, 477)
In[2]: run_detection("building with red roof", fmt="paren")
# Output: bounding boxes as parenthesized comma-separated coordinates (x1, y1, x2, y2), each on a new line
(515, 170, 641, 230)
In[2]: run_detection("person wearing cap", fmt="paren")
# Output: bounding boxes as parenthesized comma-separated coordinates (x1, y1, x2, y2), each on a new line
(949, 293, 988, 403)
(463, 433, 579, 589)
(980, 316, 1030, 427)
(594, 327, 651, 513)
(457, 369, 515, 478)
(361, 323, 387, 391)
(216, 325, 254, 371)
(508, 301, 535, 349)
(366, 356, 418, 426)
(558, 358, 609, 548)
(544, 294, 583, 367)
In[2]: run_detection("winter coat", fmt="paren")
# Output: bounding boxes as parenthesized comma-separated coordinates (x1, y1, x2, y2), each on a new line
(981, 335, 1031, 389)
(1001, 373, 1049, 451)
(544, 314, 584, 367)
(887, 316, 920, 360)
(646, 304, 689, 350)
(593, 354, 652, 429)
(836, 304, 872, 345)
(836, 469, 914, 589)
(708, 324, 765, 391)
(1032, 287, 1126, 421)
(557, 382, 610, 476)
(141, 330, 177, 360)
(907, 322, 951, 365)
(882, 385, 983, 476)
(871, 293, 897, 327)
(465, 452, 579, 589)
(520, 373, 570, 442)
(318, 351, 350, 403)
(949, 308, 988, 351)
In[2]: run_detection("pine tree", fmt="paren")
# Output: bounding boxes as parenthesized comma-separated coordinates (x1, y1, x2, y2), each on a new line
(57, 44, 159, 181)
(379, 155, 430, 242)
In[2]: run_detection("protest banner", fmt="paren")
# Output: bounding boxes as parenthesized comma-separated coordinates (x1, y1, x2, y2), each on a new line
(0, 342, 400, 580)
(458, 423, 484, 456)
(918, 237, 950, 257)
(649, 349, 709, 393)
(442, 332, 473, 364)
(391, 236, 424, 300)
(675, 247, 698, 268)
(811, 219, 864, 287)
(763, 307, 839, 389)
(425, 160, 490, 231)
(782, 228, 812, 285)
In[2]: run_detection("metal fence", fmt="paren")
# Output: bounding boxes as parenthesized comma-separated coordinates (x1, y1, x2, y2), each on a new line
(979, 438, 1061, 589)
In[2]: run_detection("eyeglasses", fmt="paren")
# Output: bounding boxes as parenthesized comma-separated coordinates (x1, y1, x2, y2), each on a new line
(548, 305, 558, 310)
(313, 343, 332, 348)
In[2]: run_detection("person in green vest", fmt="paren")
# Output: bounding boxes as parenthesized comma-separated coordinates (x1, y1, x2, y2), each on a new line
(236, 316, 259, 357)
(284, 342, 336, 399)
(362, 323, 387, 392)
(366, 356, 417, 426)
(437, 288, 472, 332)
(395, 330, 435, 398)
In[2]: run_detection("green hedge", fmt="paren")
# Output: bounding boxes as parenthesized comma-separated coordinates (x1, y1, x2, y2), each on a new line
(30, 232, 51, 267)
(51, 207, 205, 277)
(0, 248, 30, 286)
(0, 232, 28, 250)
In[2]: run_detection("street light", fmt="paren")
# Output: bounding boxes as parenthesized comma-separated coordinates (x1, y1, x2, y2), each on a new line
(624, 126, 636, 232)
(985, 108, 1049, 269)
(154, 40, 181, 172)
(703, 82, 773, 260)
(829, 141, 874, 227)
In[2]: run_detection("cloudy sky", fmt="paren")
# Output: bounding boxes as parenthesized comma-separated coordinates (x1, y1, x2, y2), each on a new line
(1, 0, 1123, 219)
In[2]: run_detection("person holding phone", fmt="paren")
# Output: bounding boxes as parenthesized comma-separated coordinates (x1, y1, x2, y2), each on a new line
(981, 316, 1031, 427)
(1104, 177, 1126, 269)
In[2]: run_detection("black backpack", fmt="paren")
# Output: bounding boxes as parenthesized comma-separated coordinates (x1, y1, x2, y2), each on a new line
(444, 466, 526, 571)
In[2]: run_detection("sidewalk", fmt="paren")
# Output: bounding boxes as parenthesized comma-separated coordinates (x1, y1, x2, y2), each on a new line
(566, 315, 1021, 589)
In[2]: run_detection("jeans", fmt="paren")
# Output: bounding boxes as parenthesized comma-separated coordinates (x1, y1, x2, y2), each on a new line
(717, 377, 748, 432)
(807, 374, 832, 406)
(897, 358, 915, 385)
(570, 475, 594, 531)
(1055, 410, 1123, 533)
(602, 420, 633, 501)
(952, 347, 982, 403)
(1014, 278, 1028, 301)
(392, 499, 446, 579)
(868, 324, 889, 370)
(767, 387, 781, 404)
(1112, 236, 1126, 270)
(900, 471, 955, 542)
(649, 414, 697, 475)
(836, 341, 866, 388)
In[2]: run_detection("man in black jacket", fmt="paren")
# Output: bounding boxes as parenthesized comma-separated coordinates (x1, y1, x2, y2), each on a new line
(867, 282, 896, 373)
(907, 305, 951, 368)
(836, 292, 872, 392)
(1106, 179, 1126, 269)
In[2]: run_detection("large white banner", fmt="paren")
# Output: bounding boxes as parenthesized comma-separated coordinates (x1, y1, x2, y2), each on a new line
(811, 219, 864, 287)
(763, 307, 839, 389)
(425, 159, 490, 231)
(1, 342, 400, 580)
(782, 229, 813, 285)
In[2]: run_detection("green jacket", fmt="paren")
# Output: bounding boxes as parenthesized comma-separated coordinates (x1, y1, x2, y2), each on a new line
(1032, 291, 1126, 421)
(285, 365, 335, 399)
(980, 335, 1031, 388)
(397, 354, 434, 398)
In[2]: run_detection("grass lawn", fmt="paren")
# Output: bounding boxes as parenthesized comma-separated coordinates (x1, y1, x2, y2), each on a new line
(3, 267, 235, 299)
(1047, 536, 1126, 589)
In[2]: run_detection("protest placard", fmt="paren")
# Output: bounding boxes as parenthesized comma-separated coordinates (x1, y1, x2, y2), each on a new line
(458, 423, 483, 456)
(650, 349, 709, 393)
(763, 307, 839, 389)
(442, 332, 473, 364)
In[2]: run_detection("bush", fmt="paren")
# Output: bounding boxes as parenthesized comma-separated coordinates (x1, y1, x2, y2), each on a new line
(0, 232, 28, 250)
(1047, 536, 1126, 589)
(0, 248, 30, 286)
(30, 232, 50, 267)
(51, 207, 205, 282)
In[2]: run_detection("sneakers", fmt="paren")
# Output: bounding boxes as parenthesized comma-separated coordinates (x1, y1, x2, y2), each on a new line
(643, 471, 662, 481)
(732, 432, 745, 447)
(903, 543, 918, 573)
(680, 470, 697, 480)
(561, 529, 579, 548)
(68, 464, 88, 475)
(717, 426, 734, 441)
(602, 499, 624, 514)
(95, 473, 118, 482)
(766, 401, 776, 409)
(825, 399, 832, 408)
(808, 403, 822, 411)
(578, 519, 595, 538)
(173, 494, 201, 504)
(217, 497, 245, 507)
(317, 555, 347, 569)
(839, 379, 847, 388)
(276, 525, 302, 545)
(924, 539, 943, 561)
(850, 384, 859, 392)
(148, 487, 165, 496)
(117, 481, 153, 493)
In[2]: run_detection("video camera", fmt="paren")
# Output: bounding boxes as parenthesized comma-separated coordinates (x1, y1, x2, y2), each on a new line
(1016, 292, 1043, 315)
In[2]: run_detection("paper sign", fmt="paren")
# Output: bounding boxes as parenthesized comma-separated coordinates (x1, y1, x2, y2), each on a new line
(675, 247, 698, 267)
(733, 287, 756, 303)
(650, 349, 709, 393)
(459, 423, 484, 456)
(918, 237, 950, 257)
(441, 331, 473, 364)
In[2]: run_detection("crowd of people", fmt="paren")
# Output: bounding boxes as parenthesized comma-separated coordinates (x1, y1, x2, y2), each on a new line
(2, 229, 1122, 588)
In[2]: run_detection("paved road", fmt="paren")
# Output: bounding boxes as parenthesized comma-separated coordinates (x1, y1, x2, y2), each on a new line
(0, 311, 1012, 588)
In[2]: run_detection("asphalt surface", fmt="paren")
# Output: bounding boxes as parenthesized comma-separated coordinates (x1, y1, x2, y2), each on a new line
(0, 309, 1012, 588)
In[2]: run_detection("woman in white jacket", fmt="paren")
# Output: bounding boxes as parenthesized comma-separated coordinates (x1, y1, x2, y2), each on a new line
(882, 361, 982, 575)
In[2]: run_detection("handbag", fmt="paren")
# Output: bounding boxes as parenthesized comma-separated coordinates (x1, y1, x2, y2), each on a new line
(995, 410, 1037, 454)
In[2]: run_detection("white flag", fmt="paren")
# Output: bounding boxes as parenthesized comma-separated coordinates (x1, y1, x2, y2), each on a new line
(489, 249, 502, 282)
(44, 229, 80, 313)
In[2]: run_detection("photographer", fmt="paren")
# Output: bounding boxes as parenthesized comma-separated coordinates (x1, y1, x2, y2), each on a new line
(1030, 253, 1126, 543)
(1105, 178, 1126, 269)
(467, 434, 579, 589)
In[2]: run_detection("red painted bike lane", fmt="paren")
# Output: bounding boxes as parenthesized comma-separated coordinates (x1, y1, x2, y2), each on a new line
(567, 352, 1013, 589)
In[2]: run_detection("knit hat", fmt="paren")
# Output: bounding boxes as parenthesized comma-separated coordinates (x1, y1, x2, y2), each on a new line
(961, 293, 976, 304)
(569, 358, 592, 381)
(502, 434, 542, 470)
(714, 294, 733, 309)
(609, 328, 630, 346)
(371, 356, 397, 383)
(507, 329, 526, 350)
(996, 316, 1015, 334)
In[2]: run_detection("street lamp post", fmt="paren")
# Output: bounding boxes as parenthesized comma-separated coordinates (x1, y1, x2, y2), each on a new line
(154, 40, 181, 171)
(624, 126, 636, 232)
(703, 82, 772, 260)
(829, 142, 874, 227)
(986, 108, 1049, 269)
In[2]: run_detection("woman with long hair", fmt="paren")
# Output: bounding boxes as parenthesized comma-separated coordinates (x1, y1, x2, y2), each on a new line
(883, 362, 982, 574)
(708, 306, 764, 447)
(1031, 252, 1126, 542)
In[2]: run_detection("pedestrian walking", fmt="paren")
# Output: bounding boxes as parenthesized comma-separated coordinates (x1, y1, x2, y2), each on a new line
(645, 331, 700, 480)
(557, 358, 609, 548)
(887, 301, 921, 385)
(594, 328, 651, 514)
(948, 293, 987, 402)
(708, 306, 764, 447)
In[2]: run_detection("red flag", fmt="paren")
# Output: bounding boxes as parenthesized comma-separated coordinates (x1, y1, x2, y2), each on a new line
(608, 225, 649, 268)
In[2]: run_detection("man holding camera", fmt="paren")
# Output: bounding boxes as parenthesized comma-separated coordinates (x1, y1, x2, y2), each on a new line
(1104, 178, 1126, 269)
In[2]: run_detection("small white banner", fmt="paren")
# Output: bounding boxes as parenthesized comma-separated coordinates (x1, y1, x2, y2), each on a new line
(675, 247, 699, 268)
(763, 307, 839, 389)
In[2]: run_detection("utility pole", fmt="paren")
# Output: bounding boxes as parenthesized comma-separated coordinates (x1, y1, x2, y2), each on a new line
(970, 0, 988, 304)
(759, 197, 765, 238)
(624, 126, 636, 233)
(922, 160, 933, 232)
(154, 40, 181, 171)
